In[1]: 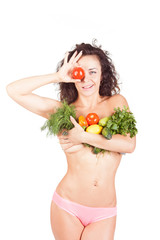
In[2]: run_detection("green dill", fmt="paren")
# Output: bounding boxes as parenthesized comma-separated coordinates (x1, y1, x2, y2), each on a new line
(40, 99, 77, 136)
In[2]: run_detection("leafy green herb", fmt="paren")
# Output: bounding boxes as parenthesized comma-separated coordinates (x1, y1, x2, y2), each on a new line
(93, 147, 106, 154)
(83, 144, 107, 155)
(105, 105, 138, 138)
(40, 99, 77, 136)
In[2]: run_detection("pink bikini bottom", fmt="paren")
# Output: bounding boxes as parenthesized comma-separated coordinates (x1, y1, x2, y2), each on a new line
(52, 191, 117, 227)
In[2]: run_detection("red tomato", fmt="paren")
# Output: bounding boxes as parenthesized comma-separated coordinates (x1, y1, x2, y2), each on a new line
(72, 67, 85, 80)
(86, 113, 99, 125)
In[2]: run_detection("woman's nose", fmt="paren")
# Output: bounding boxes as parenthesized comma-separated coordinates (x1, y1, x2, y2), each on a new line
(81, 73, 90, 82)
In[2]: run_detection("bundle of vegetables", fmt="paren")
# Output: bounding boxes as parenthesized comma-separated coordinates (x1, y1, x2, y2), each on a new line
(41, 100, 138, 155)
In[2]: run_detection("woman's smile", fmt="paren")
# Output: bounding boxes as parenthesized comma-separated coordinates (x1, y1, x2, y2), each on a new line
(82, 84, 94, 90)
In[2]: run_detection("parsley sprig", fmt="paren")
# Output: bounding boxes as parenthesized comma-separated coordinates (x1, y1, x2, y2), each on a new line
(106, 105, 138, 138)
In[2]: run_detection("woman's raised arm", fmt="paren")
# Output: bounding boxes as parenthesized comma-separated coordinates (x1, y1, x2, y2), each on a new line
(6, 51, 82, 119)
(6, 72, 62, 119)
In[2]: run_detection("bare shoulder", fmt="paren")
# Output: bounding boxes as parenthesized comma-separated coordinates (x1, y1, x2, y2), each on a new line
(108, 94, 130, 111)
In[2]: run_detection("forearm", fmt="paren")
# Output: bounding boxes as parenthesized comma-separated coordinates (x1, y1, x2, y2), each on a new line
(82, 132, 136, 153)
(6, 72, 60, 95)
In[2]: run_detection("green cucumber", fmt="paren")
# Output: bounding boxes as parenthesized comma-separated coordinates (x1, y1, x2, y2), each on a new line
(102, 127, 112, 140)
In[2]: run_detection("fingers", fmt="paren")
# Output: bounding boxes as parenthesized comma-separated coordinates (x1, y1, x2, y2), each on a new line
(72, 79, 81, 83)
(58, 132, 69, 140)
(69, 50, 83, 64)
(58, 136, 69, 141)
(59, 139, 70, 144)
(60, 50, 83, 83)
(73, 62, 80, 68)
(59, 139, 73, 150)
(64, 52, 69, 64)
(61, 143, 74, 150)
(64, 50, 83, 66)
(69, 50, 78, 63)
(72, 51, 83, 64)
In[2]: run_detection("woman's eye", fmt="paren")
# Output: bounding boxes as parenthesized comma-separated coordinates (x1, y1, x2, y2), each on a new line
(89, 71, 96, 74)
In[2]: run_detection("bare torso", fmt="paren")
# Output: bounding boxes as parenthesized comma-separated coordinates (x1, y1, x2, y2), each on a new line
(55, 95, 122, 207)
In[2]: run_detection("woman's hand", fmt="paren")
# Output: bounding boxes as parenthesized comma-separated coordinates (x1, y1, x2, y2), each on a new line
(57, 50, 83, 83)
(57, 116, 85, 149)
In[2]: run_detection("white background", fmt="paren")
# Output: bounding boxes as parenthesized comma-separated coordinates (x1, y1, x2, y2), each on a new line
(1, 0, 160, 239)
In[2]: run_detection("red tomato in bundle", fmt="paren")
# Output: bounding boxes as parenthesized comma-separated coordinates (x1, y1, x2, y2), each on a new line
(72, 67, 85, 80)
(86, 113, 99, 125)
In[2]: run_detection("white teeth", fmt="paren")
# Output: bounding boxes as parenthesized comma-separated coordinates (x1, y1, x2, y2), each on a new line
(83, 85, 93, 89)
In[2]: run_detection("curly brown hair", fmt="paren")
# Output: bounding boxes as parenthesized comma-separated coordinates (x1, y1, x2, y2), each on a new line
(54, 39, 121, 105)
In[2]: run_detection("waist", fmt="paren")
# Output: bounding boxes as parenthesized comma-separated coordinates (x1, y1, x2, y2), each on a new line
(65, 169, 115, 187)
(56, 172, 117, 207)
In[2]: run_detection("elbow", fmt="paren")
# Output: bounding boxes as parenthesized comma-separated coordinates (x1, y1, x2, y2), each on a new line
(6, 84, 16, 97)
(128, 143, 136, 153)
(6, 84, 12, 96)
(128, 137, 136, 153)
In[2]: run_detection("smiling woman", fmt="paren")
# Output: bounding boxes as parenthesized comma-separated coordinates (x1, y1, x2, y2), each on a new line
(6, 39, 136, 240)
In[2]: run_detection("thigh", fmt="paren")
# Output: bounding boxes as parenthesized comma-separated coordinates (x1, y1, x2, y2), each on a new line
(81, 215, 117, 240)
(50, 200, 84, 240)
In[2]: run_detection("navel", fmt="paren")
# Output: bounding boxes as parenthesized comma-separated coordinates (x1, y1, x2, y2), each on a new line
(93, 179, 99, 187)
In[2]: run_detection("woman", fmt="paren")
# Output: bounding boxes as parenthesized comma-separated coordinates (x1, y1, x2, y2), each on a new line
(6, 41, 136, 240)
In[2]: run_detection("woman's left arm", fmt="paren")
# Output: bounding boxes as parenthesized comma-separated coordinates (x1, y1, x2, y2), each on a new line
(81, 131, 136, 153)
(61, 119, 136, 153)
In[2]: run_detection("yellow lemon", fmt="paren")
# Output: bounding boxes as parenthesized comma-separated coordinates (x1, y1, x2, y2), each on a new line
(86, 124, 103, 134)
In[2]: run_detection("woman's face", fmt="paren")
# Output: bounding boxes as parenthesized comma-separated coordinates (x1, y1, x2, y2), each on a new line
(74, 55, 102, 96)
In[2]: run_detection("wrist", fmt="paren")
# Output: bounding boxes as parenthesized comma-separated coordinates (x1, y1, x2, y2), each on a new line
(80, 131, 88, 144)
(55, 72, 62, 83)
(51, 72, 61, 83)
